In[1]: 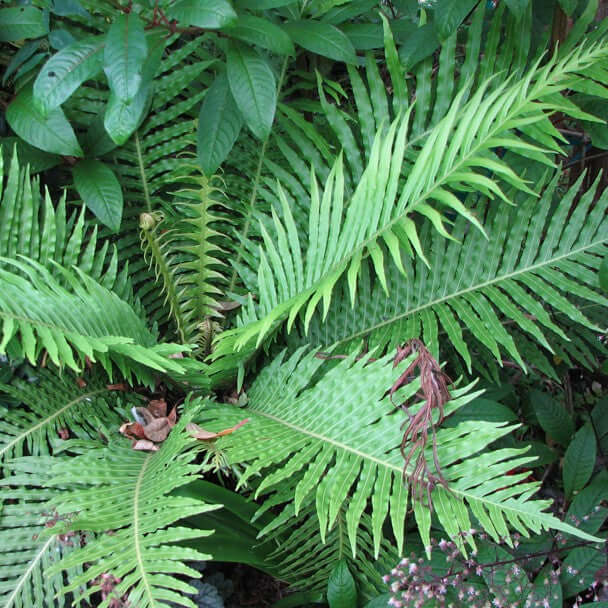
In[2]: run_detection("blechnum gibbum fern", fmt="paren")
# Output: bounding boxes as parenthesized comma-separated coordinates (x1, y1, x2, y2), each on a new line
(1, 2, 608, 607)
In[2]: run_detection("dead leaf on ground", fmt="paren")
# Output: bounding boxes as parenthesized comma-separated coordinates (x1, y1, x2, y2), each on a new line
(187, 418, 250, 440)
(119, 400, 178, 450)
(132, 439, 159, 452)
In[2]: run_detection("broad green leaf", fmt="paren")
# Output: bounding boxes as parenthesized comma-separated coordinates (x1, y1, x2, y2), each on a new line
(398, 23, 440, 69)
(33, 36, 104, 115)
(72, 160, 123, 232)
(327, 560, 357, 608)
(531, 390, 574, 447)
(6, 86, 83, 157)
(223, 15, 294, 56)
(235, 0, 297, 7)
(283, 20, 358, 64)
(2, 39, 39, 85)
(558, 0, 577, 15)
(600, 256, 608, 291)
(167, 0, 237, 28)
(50, 0, 90, 18)
(103, 30, 164, 145)
(363, 594, 391, 608)
(103, 13, 147, 102)
(0, 7, 48, 42)
(341, 23, 383, 50)
(198, 72, 243, 175)
(563, 424, 596, 500)
(503, 0, 530, 19)
(227, 41, 277, 140)
(432, 0, 477, 40)
(48, 29, 76, 50)
(103, 85, 151, 145)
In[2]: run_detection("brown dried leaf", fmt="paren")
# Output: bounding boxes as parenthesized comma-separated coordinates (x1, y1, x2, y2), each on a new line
(142, 418, 171, 442)
(147, 399, 167, 418)
(107, 383, 130, 391)
(132, 406, 156, 426)
(131, 439, 159, 452)
(187, 418, 249, 440)
(75, 377, 87, 388)
(119, 421, 146, 439)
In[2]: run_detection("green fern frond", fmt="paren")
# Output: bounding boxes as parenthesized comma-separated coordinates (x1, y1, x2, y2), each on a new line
(199, 348, 599, 563)
(210, 41, 608, 376)
(264, 504, 398, 598)
(299, 171, 608, 375)
(138, 170, 230, 346)
(4, 406, 219, 608)
(0, 485, 86, 608)
(0, 258, 195, 384)
(0, 147, 134, 302)
(0, 369, 133, 464)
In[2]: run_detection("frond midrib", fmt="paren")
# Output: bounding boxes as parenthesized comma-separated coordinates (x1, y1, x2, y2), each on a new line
(3, 535, 55, 608)
(244, 406, 561, 535)
(0, 387, 110, 460)
(328, 237, 605, 349)
(249, 408, 403, 473)
(134, 451, 155, 605)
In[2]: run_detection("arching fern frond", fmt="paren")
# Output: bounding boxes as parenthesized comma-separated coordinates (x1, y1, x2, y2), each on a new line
(4, 406, 219, 608)
(299, 171, 608, 376)
(0, 485, 86, 608)
(0, 258, 195, 385)
(0, 147, 134, 302)
(210, 41, 608, 376)
(198, 348, 599, 563)
(0, 369, 135, 464)
(139, 170, 230, 346)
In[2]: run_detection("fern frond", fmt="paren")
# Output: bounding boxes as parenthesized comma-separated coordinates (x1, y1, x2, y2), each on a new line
(199, 348, 599, 563)
(0, 485, 86, 608)
(210, 41, 608, 375)
(0, 369, 138, 466)
(0, 147, 134, 302)
(0, 258, 194, 384)
(264, 504, 397, 598)
(300, 171, 608, 374)
(4, 406, 219, 608)
(138, 171, 231, 346)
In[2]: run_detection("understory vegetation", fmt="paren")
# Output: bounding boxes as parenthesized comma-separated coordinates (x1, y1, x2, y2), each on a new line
(1, 0, 608, 606)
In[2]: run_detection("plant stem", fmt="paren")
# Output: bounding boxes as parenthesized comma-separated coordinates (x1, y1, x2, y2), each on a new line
(228, 56, 290, 293)
(135, 130, 153, 213)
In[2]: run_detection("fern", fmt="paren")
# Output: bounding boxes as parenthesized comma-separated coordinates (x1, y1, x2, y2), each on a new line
(298, 171, 608, 375)
(198, 348, 599, 566)
(0, 147, 133, 302)
(3, 405, 219, 608)
(210, 39, 608, 378)
(0, 371, 133, 607)
(0, 259, 195, 384)
(139, 170, 230, 346)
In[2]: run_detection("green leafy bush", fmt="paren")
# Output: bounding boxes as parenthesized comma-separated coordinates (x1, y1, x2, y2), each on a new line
(1, 1, 607, 607)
